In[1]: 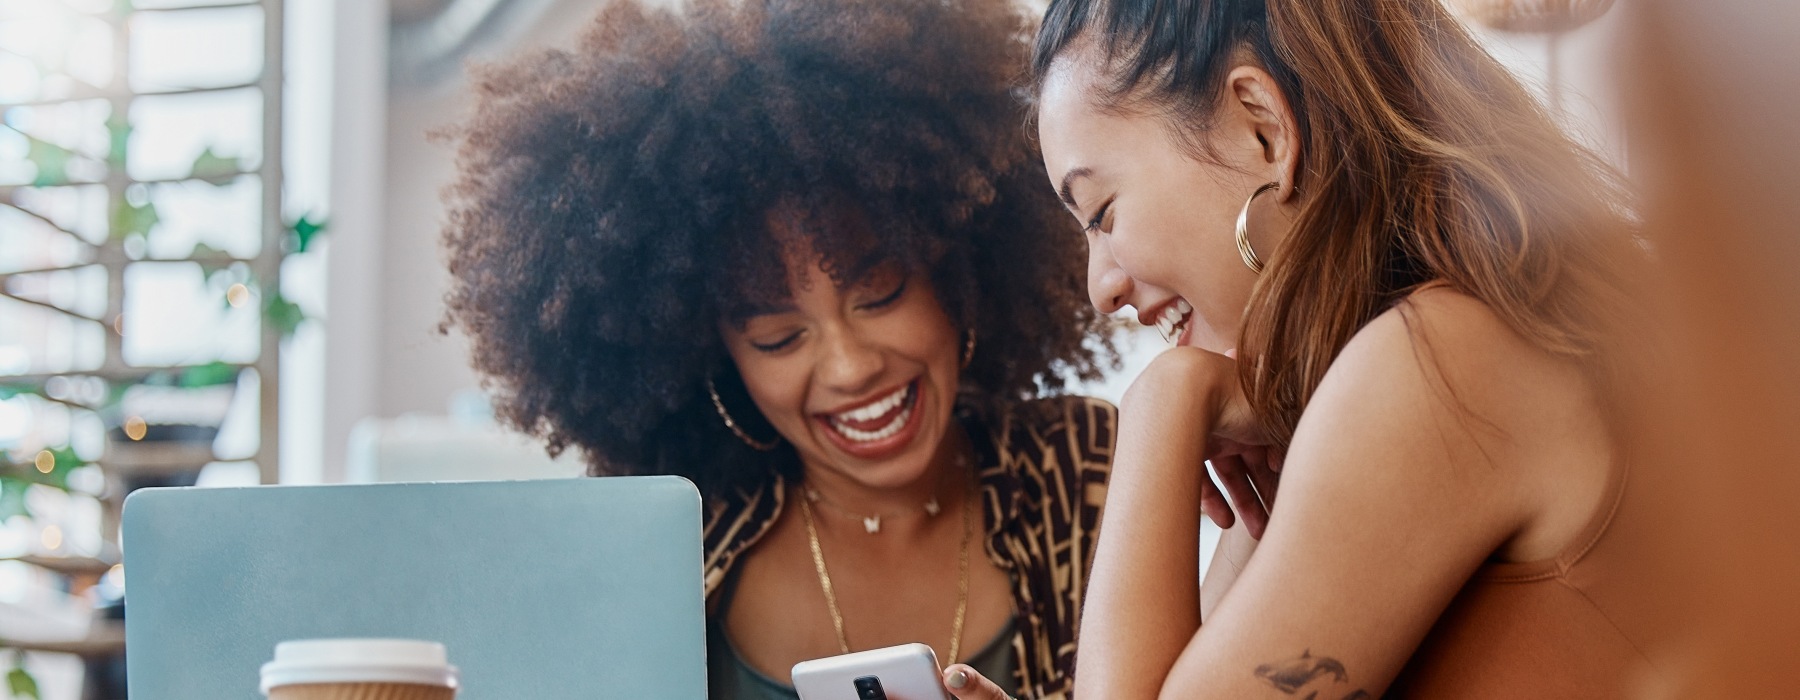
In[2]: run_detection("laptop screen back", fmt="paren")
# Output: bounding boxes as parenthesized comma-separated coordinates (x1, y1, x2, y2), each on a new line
(122, 476, 705, 699)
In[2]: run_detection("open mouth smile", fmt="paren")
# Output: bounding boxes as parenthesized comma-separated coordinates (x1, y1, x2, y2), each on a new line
(1154, 298, 1195, 346)
(815, 378, 924, 459)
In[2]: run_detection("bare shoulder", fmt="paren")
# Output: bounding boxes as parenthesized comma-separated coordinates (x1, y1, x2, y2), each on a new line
(1300, 284, 1612, 560)
(1320, 285, 1593, 439)
(1166, 290, 1611, 695)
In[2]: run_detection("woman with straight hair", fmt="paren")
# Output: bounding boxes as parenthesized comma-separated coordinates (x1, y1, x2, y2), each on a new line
(941, 0, 1658, 698)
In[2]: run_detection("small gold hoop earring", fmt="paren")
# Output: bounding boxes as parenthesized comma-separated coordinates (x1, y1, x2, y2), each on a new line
(961, 328, 977, 369)
(707, 375, 780, 451)
(1235, 182, 1281, 275)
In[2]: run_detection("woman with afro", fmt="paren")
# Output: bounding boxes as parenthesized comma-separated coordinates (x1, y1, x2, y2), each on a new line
(440, 0, 1117, 697)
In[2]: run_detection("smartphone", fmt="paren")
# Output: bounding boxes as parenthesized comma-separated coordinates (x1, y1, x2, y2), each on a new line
(791, 643, 951, 700)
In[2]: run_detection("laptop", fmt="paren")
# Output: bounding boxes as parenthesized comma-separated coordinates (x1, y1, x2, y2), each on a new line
(122, 476, 705, 699)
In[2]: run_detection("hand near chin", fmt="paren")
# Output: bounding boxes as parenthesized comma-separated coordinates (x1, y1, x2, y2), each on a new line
(1120, 346, 1283, 539)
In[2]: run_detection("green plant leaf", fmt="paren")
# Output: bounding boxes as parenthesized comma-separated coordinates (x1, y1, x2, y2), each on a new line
(0, 382, 43, 400)
(1, 447, 77, 493)
(188, 146, 242, 185)
(101, 377, 131, 410)
(191, 242, 231, 259)
(191, 242, 238, 281)
(289, 213, 327, 253)
(107, 114, 131, 168)
(44, 445, 82, 470)
(177, 361, 239, 388)
(26, 138, 70, 187)
(263, 289, 306, 338)
(0, 478, 28, 521)
(6, 664, 40, 700)
(111, 198, 160, 241)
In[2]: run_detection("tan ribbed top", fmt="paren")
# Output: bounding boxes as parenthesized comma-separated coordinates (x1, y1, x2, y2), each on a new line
(1389, 454, 1672, 697)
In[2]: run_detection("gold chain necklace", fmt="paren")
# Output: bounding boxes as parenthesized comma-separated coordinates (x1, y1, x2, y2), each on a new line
(804, 486, 942, 534)
(799, 486, 972, 665)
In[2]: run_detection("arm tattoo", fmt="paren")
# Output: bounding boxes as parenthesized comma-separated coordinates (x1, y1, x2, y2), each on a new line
(1254, 649, 1371, 699)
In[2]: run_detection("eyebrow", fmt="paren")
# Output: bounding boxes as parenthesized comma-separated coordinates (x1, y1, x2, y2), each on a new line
(723, 252, 900, 328)
(837, 251, 893, 286)
(1058, 167, 1093, 210)
(730, 300, 797, 320)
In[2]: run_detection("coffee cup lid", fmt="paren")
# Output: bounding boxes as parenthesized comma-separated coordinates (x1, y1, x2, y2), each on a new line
(260, 639, 459, 693)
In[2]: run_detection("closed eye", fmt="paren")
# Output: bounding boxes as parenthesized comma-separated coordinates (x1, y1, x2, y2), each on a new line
(1084, 201, 1112, 233)
(750, 331, 802, 353)
(858, 279, 907, 310)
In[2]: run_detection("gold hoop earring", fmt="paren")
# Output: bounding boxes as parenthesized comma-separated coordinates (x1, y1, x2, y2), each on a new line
(961, 328, 977, 369)
(1235, 182, 1281, 275)
(707, 375, 780, 451)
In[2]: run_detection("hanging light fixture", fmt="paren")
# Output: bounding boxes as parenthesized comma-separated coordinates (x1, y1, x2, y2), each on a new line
(1448, 0, 1620, 113)
(1447, 0, 1619, 34)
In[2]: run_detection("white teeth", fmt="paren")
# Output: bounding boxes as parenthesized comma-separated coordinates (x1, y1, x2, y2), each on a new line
(837, 384, 910, 423)
(828, 383, 916, 443)
(833, 404, 913, 443)
(1156, 299, 1193, 344)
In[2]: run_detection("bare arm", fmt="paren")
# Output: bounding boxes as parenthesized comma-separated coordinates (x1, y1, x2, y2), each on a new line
(1078, 292, 1597, 698)
(1070, 362, 1215, 699)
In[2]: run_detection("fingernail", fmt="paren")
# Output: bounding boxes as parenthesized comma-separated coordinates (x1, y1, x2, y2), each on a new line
(948, 669, 968, 689)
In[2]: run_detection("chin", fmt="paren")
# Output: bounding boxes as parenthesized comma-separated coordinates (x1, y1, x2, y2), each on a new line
(835, 418, 948, 490)
(850, 452, 939, 491)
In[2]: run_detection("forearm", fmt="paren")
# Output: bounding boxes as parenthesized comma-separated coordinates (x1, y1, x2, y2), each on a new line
(1073, 396, 1214, 699)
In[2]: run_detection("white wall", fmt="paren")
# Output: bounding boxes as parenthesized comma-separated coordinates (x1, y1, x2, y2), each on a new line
(320, 0, 615, 481)
(320, 0, 390, 483)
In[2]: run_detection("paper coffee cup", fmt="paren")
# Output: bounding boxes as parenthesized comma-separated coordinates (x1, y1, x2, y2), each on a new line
(261, 639, 459, 700)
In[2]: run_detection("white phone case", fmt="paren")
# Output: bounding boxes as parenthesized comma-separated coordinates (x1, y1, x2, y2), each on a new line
(791, 643, 951, 700)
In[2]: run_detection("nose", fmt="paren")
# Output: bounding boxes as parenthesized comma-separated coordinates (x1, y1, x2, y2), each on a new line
(1087, 237, 1132, 315)
(815, 324, 886, 396)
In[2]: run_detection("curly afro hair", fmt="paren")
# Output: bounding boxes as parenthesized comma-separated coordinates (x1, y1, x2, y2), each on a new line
(440, 0, 1111, 496)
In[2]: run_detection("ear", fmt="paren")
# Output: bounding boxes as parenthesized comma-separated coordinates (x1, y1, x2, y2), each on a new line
(1225, 65, 1302, 201)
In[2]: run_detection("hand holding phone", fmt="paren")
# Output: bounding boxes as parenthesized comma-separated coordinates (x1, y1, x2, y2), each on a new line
(791, 643, 950, 700)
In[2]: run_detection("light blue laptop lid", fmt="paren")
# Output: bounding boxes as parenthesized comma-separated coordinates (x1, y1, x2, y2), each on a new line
(121, 476, 705, 699)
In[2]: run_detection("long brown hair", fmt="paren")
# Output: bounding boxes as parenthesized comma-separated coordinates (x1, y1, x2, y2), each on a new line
(1034, 0, 1638, 443)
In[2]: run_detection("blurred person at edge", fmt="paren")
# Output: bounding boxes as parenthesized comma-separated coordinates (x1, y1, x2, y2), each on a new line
(435, 0, 1165, 698)
(1618, 0, 1800, 695)
(918, 0, 1669, 698)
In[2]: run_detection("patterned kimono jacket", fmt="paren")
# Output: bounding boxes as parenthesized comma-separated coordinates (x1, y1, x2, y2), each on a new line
(701, 396, 1117, 699)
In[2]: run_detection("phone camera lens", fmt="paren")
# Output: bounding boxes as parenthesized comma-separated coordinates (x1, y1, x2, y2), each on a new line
(853, 676, 888, 700)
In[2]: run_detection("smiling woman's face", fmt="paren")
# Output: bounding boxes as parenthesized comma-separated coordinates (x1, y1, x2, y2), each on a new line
(1035, 49, 1297, 353)
(717, 209, 963, 491)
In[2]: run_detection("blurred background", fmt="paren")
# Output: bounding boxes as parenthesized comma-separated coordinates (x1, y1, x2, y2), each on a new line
(0, 0, 1666, 697)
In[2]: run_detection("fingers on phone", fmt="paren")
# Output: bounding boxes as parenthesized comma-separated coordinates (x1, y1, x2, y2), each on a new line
(942, 664, 1011, 700)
